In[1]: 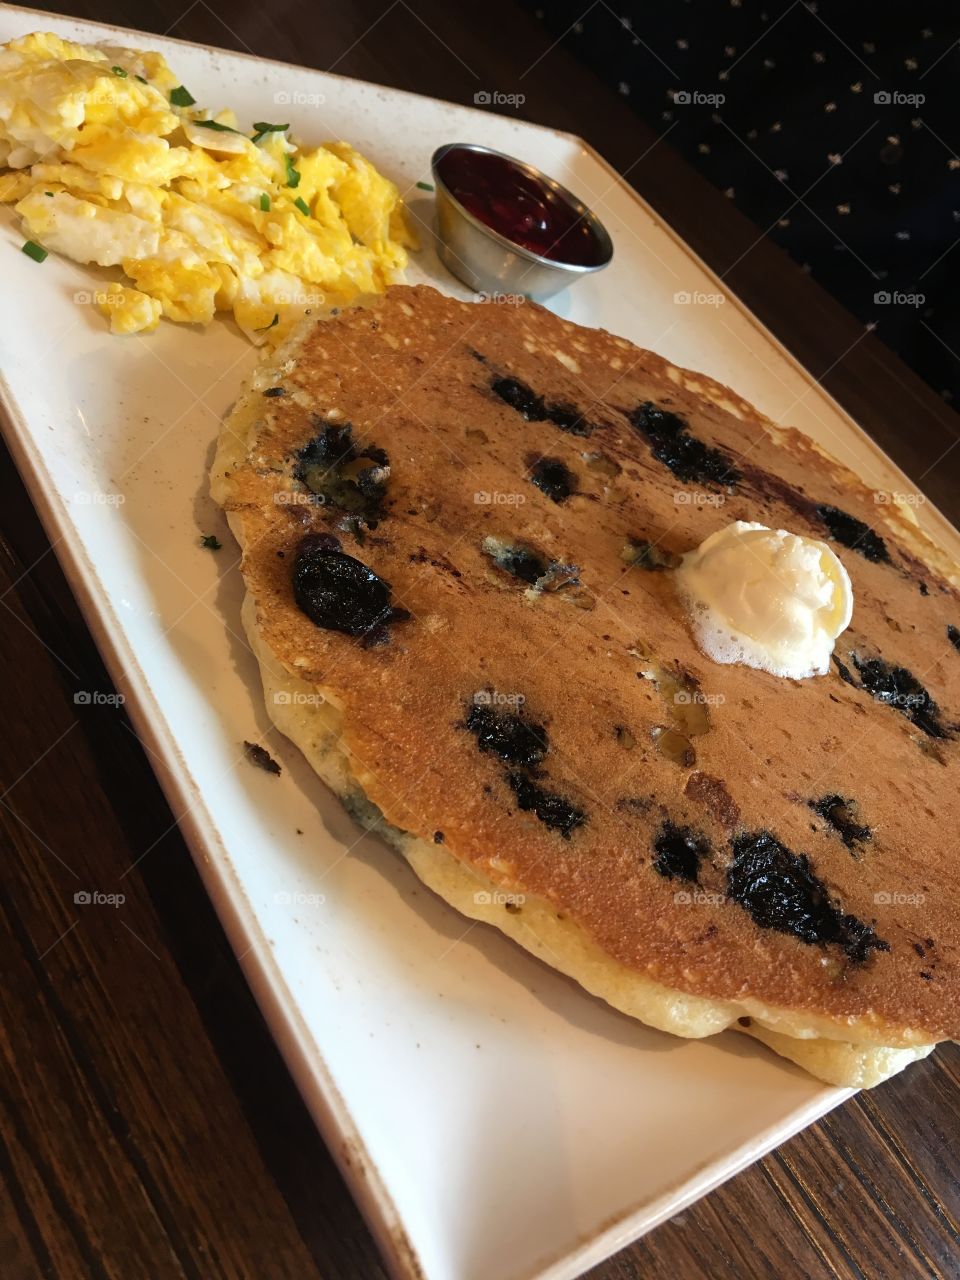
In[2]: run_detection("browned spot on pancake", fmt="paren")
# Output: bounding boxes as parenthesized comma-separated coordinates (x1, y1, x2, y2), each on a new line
(684, 771, 740, 829)
(410, 547, 463, 578)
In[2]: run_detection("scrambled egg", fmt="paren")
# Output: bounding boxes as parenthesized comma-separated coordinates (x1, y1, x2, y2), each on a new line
(0, 31, 416, 339)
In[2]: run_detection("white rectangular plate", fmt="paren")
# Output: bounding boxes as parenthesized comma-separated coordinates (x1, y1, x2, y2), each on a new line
(3, 9, 957, 1279)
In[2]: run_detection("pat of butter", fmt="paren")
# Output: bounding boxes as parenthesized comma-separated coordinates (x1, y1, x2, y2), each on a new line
(675, 520, 853, 679)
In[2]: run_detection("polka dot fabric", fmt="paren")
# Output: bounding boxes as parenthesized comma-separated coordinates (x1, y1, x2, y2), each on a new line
(523, 2, 960, 403)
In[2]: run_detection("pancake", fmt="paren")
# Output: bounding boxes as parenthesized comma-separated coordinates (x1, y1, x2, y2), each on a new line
(211, 284, 960, 1086)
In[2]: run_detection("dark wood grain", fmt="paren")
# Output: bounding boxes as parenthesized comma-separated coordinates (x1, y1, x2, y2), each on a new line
(2, 2, 959, 1278)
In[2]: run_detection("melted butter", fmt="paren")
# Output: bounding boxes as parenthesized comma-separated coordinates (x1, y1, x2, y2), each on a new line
(630, 643, 712, 766)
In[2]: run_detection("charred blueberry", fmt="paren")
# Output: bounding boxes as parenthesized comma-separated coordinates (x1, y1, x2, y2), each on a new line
(491, 376, 545, 420)
(629, 401, 740, 487)
(293, 538, 403, 636)
(528, 455, 577, 503)
(263, 386, 286, 397)
(815, 504, 890, 563)
(360, 610, 411, 649)
(482, 536, 550, 585)
(809, 794, 872, 852)
(298, 531, 342, 555)
(653, 821, 709, 883)
(507, 772, 585, 838)
(294, 424, 390, 525)
(498, 547, 548, 584)
(466, 701, 548, 767)
(727, 830, 889, 962)
(481, 536, 580, 593)
(833, 656, 856, 686)
(630, 401, 685, 441)
(850, 652, 947, 738)
(545, 402, 593, 437)
(491, 374, 594, 435)
(948, 624, 960, 652)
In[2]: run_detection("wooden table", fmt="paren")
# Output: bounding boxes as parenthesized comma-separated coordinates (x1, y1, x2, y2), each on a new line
(3, 2, 958, 1277)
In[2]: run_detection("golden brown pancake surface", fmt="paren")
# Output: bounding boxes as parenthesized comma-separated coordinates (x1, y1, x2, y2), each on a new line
(215, 284, 960, 1047)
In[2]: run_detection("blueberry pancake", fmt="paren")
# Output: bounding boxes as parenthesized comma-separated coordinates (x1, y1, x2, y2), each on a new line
(211, 284, 960, 1087)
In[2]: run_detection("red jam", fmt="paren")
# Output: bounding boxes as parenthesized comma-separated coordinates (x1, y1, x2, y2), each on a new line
(436, 147, 605, 267)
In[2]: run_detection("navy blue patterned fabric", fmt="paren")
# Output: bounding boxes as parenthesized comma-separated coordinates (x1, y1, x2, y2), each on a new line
(522, 2, 960, 403)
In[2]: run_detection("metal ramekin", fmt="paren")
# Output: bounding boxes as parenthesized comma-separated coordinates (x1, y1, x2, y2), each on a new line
(430, 143, 613, 300)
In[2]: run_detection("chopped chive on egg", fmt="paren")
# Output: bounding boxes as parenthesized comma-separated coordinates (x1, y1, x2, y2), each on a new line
(251, 121, 289, 144)
(294, 196, 310, 216)
(21, 240, 47, 262)
(416, 180, 434, 191)
(135, 74, 148, 84)
(195, 119, 243, 134)
(256, 314, 280, 333)
(260, 193, 271, 211)
(111, 65, 128, 77)
(284, 154, 301, 188)
(170, 84, 196, 106)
